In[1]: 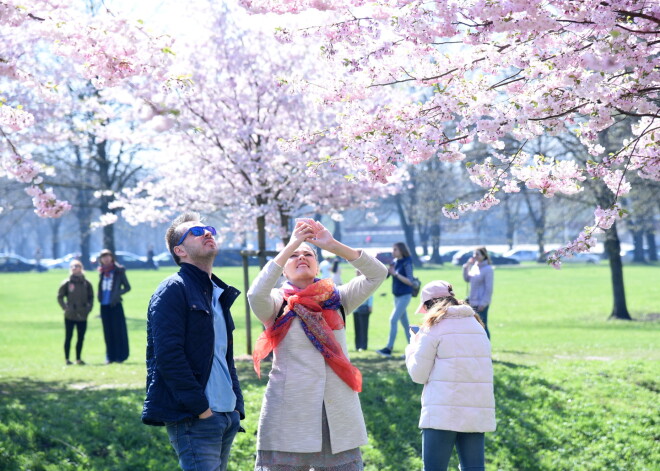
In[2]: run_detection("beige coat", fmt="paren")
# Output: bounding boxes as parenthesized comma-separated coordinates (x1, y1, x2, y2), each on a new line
(247, 251, 387, 454)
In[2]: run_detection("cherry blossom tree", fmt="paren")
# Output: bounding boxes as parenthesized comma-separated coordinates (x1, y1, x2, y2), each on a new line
(0, 0, 176, 217)
(241, 0, 659, 267)
(115, 7, 396, 260)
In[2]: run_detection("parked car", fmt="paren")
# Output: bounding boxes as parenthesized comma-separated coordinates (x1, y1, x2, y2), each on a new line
(451, 249, 475, 266)
(42, 253, 84, 269)
(503, 249, 540, 262)
(153, 251, 177, 267)
(92, 251, 156, 269)
(0, 253, 48, 272)
(215, 249, 260, 267)
(440, 249, 459, 263)
(419, 250, 456, 264)
(452, 249, 520, 266)
(116, 251, 158, 269)
(490, 254, 521, 265)
(620, 248, 660, 263)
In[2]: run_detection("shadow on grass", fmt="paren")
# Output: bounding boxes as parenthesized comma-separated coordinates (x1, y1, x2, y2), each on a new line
(1, 360, 576, 471)
(0, 378, 177, 471)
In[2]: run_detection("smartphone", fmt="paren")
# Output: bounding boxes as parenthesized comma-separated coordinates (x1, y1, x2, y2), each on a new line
(409, 325, 420, 334)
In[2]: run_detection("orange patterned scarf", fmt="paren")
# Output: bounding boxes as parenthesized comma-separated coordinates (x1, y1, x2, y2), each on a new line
(252, 278, 362, 392)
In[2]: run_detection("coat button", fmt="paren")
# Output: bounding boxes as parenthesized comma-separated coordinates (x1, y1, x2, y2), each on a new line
(192, 304, 197, 309)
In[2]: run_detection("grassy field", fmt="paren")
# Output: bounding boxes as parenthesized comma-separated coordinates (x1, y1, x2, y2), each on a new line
(0, 262, 659, 470)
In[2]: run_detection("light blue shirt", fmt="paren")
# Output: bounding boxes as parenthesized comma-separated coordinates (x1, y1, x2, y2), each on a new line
(204, 282, 237, 413)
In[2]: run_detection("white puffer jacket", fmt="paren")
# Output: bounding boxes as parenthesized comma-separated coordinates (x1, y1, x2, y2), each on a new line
(405, 304, 496, 433)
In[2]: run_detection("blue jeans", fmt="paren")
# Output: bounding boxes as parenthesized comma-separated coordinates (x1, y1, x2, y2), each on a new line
(422, 429, 485, 471)
(386, 294, 412, 350)
(166, 411, 240, 471)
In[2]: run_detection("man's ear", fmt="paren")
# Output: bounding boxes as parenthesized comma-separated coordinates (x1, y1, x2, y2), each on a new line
(173, 245, 186, 259)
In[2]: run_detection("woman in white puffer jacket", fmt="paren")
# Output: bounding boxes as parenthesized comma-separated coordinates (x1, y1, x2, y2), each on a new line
(405, 280, 496, 471)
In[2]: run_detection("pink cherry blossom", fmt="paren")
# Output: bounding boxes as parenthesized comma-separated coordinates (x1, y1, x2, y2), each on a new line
(243, 0, 658, 262)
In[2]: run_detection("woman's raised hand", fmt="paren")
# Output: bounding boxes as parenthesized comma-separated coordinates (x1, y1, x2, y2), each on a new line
(306, 222, 334, 249)
(291, 221, 317, 246)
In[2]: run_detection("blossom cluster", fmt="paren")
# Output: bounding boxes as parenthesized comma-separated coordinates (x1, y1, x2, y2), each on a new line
(114, 11, 399, 238)
(1, 0, 176, 217)
(0, 104, 35, 131)
(546, 205, 625, 269)
(24, 185, 71, 218)
(242, 0, 659, 261)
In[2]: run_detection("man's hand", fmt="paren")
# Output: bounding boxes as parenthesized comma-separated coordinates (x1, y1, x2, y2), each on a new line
(198, 408, 213, 419)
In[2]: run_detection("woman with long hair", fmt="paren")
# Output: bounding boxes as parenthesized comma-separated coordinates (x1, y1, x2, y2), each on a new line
(97, 249, 131, 363)
(405, 280, 495, 471)
(462, 246, 494, 338)
(248, 220, 387, 471)
(377, 241, 414, 357)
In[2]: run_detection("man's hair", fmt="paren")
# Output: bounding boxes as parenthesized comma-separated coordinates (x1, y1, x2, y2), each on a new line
(166, 211, 201, 266)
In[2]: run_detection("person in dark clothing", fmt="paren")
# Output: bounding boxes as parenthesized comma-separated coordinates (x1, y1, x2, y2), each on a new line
(353, 270, 373, 351)
(141, 212, 244, 471)
(57, 259, 94, 365)
(97, 249, 131, 363)
(147, 244, 157, 269)
(377, 242, 415, 357)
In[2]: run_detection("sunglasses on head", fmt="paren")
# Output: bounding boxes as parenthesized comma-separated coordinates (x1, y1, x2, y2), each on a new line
(176, 226, 216, 246)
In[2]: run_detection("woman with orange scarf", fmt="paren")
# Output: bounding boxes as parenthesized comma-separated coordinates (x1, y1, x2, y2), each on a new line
(249, 220, 387, 471)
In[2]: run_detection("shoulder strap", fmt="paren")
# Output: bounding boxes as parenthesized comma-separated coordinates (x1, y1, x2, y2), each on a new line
(275, 300, 346, 323)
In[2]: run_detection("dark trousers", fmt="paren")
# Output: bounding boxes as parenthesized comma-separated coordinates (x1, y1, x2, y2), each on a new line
(64, 319, 87, 361)
(422, 429, 485, 471)
(353, 311, 370, 350)
(100, 304, 129, 363)
(475, 305, 490, 339)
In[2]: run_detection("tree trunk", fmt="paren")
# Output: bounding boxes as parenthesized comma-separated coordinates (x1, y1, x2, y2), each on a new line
(419, 233, 429, 256)
(96, 139, 116, 253)
(523, 190, 546, 261)
(314, 212, 323, 261)
(256, 214, 267, 268)
(332, 220, 342, 242)
(102, 222, 116, 254)
(504, 197, 515, 249)
(631, 229, 646, 263)
(418, 222, 430, 256)
(78, 209, 93, 269)
(48, 218, 61, 259)
(430, 223, 443, 264)
(535, 229, 546, 263)
(279, 209, 291, 246)
(605, 223, 632, 320)
(646, 230, 657, 262)
(394, 194, 421, 266)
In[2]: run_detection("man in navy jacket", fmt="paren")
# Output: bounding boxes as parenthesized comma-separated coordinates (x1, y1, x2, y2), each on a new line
(142, 212, 244, 471)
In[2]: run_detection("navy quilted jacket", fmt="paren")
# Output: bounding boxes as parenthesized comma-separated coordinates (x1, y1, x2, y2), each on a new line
(141, 262, 244, 426)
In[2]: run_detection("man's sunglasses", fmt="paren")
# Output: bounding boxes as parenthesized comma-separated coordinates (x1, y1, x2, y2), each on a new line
(176, 226, 216, 246)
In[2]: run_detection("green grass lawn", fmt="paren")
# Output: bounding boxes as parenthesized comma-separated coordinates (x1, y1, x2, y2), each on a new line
(1, 263, 659, 470)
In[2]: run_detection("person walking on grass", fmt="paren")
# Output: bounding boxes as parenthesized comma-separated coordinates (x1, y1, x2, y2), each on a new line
(57, 259, 94, 365)
(97, 249, 130, 364)
(405, 280, 495, 471)
(377, 242, 415, 358)
(141, 212, 244, 471)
